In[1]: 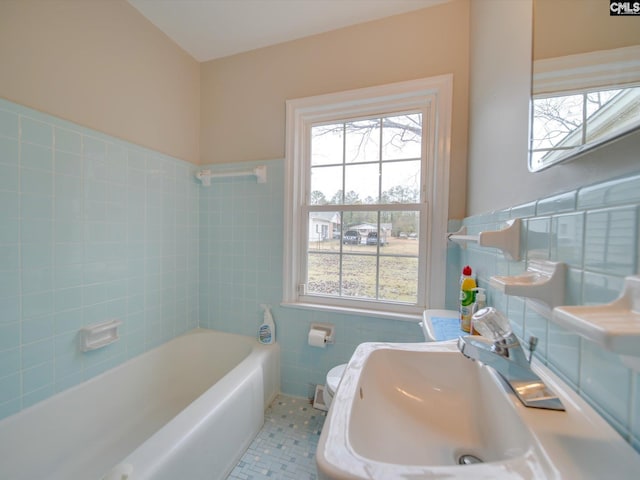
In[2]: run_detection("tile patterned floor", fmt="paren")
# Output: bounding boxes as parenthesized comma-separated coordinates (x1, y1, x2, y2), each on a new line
(226, 394, 327, 480)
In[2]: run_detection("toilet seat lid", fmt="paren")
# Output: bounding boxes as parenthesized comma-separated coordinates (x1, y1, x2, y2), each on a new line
(326, 363, 347, 396)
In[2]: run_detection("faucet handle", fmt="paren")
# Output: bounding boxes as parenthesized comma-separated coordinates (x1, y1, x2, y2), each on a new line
(471, 307, 512, 341)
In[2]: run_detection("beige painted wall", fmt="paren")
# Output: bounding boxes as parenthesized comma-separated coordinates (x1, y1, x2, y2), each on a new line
(466, 0, 533, 215)
(534, 0, 640, 60)
(200, 0, 470, 219)
(0, 0, 200, 164)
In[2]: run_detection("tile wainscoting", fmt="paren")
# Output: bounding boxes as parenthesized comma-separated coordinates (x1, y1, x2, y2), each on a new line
(452, 171, 640, 451)
(0, 99, 199, 420)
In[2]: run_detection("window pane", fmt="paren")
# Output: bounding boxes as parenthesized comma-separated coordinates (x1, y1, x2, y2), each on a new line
(383, 211, 419, 254)
(307, 212, 341, 250)
(381, 160, 421, 203)
(307, 253, 340, 296)
(345, 119, 380, 164)
(382, 114, 422, 160)
(306, 212, 420, 302)
(310, 165, 342, 205)
(342, 254, 377, 299)
(532, 94, 584, 150)
(379, 256, 418, 303)
(342, 211, 377, 240)
(344, 163, 379, 204)
(311, 124, 343, 166)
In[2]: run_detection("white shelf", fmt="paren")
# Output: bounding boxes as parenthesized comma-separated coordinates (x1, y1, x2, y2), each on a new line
(552, 275, 640, 359)
(447, 218, 521, 261)
(490, 259, 566, 308)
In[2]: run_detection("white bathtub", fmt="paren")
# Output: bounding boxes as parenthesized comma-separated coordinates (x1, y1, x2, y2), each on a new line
(0, 328, 280, 480)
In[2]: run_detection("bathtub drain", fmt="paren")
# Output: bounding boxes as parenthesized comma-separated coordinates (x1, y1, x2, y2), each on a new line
(457, 454, 483, 465)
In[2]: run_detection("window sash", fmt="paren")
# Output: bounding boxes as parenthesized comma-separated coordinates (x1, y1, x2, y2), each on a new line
(301, 110, 427, 308)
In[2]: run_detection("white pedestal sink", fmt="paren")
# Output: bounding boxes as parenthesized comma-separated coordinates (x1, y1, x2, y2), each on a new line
(316, 341, 640, 479)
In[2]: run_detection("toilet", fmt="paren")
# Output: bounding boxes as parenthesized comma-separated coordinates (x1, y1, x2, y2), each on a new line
(322, 363, 347, 409)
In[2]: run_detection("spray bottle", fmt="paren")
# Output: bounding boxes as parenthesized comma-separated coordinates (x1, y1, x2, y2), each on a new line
(258, 304, 276, 344)
(470, 287, 486, 335)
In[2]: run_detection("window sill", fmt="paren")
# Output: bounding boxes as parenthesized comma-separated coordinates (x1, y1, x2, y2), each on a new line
(280, 301, 422, 323)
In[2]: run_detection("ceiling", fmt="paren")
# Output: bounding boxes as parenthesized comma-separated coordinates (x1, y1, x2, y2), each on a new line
(127, 0, 448, 62)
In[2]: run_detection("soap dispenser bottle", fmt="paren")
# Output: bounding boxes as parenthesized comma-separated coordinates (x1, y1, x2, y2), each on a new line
(258, 304, 275, 344)
(459, 266, 476, 333)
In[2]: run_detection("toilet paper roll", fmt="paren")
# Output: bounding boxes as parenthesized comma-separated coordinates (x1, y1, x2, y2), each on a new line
(308, 328, 327, 348)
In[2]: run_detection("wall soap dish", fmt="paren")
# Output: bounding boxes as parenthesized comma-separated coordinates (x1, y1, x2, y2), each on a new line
(490, 259, 566, 308)
(552, 276, 640, 362)
(79, 319, 123, 352)
(447, 218, 521, 260)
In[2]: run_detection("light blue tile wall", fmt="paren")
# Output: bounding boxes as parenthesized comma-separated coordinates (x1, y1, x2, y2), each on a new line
(9, 92, 638, 457)
(0, 99, 422, 421)
(0, 99, 199, 420)
(198, 159, 423, 398)
(452, 171, 640, 452)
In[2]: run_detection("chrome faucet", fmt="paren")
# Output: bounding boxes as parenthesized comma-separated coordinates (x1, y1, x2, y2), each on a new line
(458, 307, 564, 411)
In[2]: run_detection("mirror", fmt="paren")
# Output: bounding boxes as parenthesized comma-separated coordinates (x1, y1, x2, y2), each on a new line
(529, 0, 640, 172)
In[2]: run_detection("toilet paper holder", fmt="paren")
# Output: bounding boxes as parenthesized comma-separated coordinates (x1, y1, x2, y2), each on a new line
(310, 323, 335, 344)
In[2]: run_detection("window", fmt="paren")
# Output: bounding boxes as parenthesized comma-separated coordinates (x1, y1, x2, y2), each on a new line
(530, 85, 640, 169)
(284, 77, 452, 319)
(529, 45, 640, 171)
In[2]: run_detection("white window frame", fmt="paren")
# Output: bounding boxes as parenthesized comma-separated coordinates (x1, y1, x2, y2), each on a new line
(283, 76, 452, 320)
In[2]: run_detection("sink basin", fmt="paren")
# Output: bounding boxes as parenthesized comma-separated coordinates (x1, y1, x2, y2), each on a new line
(317, 341, 640, 479)
(349, 348, 540, 467)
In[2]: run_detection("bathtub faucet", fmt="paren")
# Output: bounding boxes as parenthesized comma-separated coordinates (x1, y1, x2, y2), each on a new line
(457, 307, 564, 412)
